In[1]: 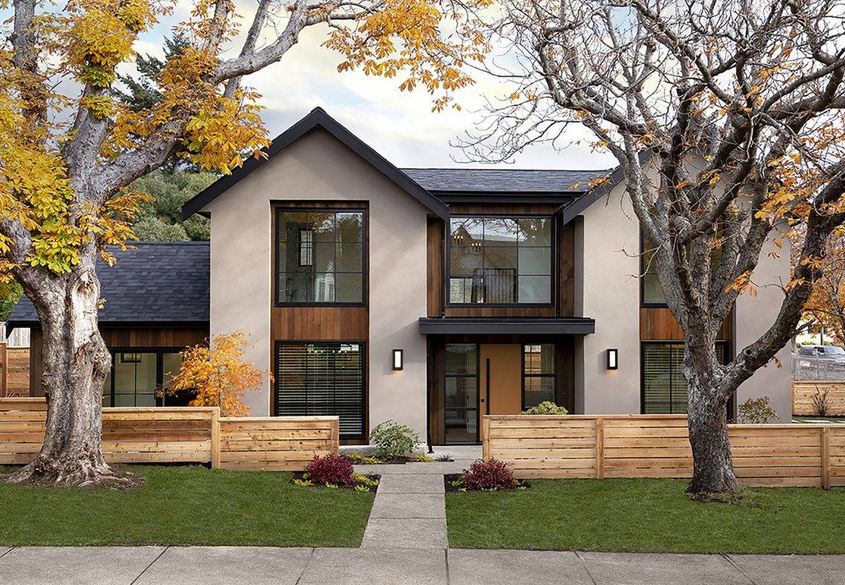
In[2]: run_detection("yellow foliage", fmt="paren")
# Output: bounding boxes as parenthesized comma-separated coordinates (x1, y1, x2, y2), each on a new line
(167, 332, 268, 417)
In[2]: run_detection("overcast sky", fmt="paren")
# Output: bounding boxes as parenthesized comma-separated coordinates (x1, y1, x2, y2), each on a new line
(6, 3, 617, 171)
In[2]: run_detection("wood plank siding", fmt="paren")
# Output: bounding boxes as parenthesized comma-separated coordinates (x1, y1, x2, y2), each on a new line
(639, 307, 732, 341)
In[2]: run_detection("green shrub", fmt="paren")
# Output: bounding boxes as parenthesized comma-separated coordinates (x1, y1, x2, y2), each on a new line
(369, 420, 420, 460)
(737, 396, 777, 424)
(521, 401, 568, 415)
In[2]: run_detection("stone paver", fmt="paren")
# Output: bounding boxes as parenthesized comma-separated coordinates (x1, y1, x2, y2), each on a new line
(370, 493, 445, 519)
(298, 547, 447, 585)
(134, 547, 313, 585)
(361, 519, 449, 549)
(376, 474, 444, 494)
(448, 549, 594, 585)
(727, 554, 845, 585)
(355, 461, 471, 476)
(0, 546, 164, 585)
(0, 548, 10, 559)
(578, 552, 751, 585)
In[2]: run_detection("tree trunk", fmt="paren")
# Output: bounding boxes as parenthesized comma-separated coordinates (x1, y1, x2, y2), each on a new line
(5, 261, 139, 488)
(684, 338, 739, 497)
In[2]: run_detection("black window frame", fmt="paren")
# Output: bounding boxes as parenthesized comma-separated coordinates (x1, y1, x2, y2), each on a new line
(274, 206, 368, 307)
(103, 348, 187, 408)
(274, 340, 367, 440)
(446, 214, 556, 308)
(640, 341, 730, 414)
(640, 231, 668, 308)
(521, 343, 557, 411)
(443, 342, 481, 445)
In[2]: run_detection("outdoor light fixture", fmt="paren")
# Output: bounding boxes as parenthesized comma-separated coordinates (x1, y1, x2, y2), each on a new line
(606, 348, 619, 370)
(392, 349, 404, 371)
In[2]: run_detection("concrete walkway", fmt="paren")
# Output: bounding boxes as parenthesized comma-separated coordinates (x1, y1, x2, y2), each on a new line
(1, 546, 844, 585)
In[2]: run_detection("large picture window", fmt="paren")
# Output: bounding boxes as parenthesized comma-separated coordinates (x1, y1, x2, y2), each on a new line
(642, 342, 728, 414)
(449, 216, 552, 304)
(276, 209, 365, 304)
(522, 344, 555, 409)
(275, 342, 365, 438)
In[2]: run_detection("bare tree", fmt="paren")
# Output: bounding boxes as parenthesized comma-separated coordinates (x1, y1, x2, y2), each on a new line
(461, 0, 845, 495)
(1, 0, 485, 487)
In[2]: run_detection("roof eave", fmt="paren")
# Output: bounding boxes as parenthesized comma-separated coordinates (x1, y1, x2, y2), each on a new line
(182, 107, 450, 221)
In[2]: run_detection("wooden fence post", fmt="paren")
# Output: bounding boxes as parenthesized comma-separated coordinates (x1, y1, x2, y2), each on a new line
(595, 418, 605, 480)
(210, 408, 220, 469)
(822, 426, 831, 490)
(481, 416, 490, 460)
(0, 343, 7, 397)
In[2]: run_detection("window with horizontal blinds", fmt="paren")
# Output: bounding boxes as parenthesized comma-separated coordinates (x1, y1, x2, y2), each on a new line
(642, 343, 727, 414)
(275, 343, 365, 438)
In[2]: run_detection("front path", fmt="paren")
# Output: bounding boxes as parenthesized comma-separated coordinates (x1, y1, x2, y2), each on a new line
(2, 546, 845, 584)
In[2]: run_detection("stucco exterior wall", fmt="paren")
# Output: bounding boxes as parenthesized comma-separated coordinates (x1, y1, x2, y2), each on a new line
(205, 129, 429, 437)
(575, 183, 642, 413)
(734, 232, 793, 421)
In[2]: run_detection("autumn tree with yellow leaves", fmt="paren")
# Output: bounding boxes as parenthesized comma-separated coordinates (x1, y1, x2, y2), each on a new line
(0, 0, 488, 487)
(166, 332, 265, 417)
(463, 0, 845, 496)
(803, 236, 845, 345)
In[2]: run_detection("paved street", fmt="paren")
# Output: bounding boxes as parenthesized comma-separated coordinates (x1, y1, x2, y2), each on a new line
(1, 546, 844, 585)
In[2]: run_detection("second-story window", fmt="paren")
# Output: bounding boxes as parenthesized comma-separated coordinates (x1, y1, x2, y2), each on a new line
(276, 209, 365, 304)
(449, 216, 552, 304)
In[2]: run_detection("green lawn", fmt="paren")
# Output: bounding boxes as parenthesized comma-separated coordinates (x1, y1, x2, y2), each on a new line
(0, 465, 374, 547)
(446, 478, 845, 554)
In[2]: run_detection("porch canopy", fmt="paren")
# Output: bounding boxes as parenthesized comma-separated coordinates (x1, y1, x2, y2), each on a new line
(418, 317, 595, 336)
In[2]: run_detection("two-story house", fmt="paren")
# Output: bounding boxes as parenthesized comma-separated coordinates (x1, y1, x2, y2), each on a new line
(184, 107, 791, 444)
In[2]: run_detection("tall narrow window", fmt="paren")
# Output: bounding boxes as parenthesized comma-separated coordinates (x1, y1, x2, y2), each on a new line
(523, 344, 555, 408)
(444, 344, 478, 444)
(449, 217, 552, 304)
(276, 342, 365, 438)
(642, 343, 728, 413)
(277, 209, 365, 304)
(641, 237, 665, 306)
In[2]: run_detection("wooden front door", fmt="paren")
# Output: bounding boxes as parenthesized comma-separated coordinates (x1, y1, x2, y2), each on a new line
(479, 344, 522, 416)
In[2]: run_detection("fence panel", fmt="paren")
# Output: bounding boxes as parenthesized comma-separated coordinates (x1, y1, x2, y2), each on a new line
(484, 414, 842, 488)
(0, 344, 30, 397)
(218, 417, 340, 471)
(793, 381, 845, 416)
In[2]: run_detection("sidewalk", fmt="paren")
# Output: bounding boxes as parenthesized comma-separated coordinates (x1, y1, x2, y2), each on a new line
(1, 546, 844, 585)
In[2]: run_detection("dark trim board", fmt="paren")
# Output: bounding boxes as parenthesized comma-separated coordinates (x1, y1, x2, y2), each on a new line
(419, 317, 595, 336)
(182, 107, 450, 220)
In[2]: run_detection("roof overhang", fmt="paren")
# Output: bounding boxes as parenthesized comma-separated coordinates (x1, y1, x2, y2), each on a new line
(182, 107, 450, 220)
(418, 317, 595, 336)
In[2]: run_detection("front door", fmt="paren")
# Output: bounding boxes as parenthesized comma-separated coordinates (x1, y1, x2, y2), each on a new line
(479, 344, 522, 416)
(444, 344, 479, 444)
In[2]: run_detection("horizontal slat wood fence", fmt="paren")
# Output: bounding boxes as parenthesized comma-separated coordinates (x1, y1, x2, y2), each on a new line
(0, 344, 30, 397)
(218, 417, 339, 471)
(793, 381, 845, 416)
(483, 414, 845, 489)
(0, 398, 339, 470)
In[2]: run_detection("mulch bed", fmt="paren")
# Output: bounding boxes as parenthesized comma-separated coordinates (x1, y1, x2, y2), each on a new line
(290, 472, 381, 493)
(444, 473, 530, 493)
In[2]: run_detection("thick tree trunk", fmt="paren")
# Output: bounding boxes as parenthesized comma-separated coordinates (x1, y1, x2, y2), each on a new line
(684, 337, 739, 497)
(5, 261, 139, 488)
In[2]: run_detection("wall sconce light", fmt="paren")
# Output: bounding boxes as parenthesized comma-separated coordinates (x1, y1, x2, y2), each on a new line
(392, 349, 404, 371)
(606, 348, 618, 370)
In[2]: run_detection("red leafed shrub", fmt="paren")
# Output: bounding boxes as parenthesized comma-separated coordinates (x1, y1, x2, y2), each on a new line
(462, 459, 518, 490)
(305, 455, 354, 486)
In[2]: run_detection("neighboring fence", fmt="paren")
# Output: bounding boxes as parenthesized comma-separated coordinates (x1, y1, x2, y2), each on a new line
(482, 414, 845, 489)
(0, 398, 339, 470)
(793, 381, 845, 416)
(793, 354, 845, 381)
(0, 343, 30, 397)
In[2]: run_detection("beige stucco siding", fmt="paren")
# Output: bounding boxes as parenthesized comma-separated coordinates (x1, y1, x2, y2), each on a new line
(575, 182, 642, 413)
(734, 232, 793, 421)
(205, 129, 429, 436)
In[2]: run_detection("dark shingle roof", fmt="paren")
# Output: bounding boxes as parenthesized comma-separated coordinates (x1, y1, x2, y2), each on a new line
(401, 168, 612, 194)
(8, 242, 209, 326)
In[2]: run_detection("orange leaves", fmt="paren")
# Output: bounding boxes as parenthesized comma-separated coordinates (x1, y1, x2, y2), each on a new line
(167, 331, 268, 417)
(724, 270, 757, 297)
(324, 0, 490, 110)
